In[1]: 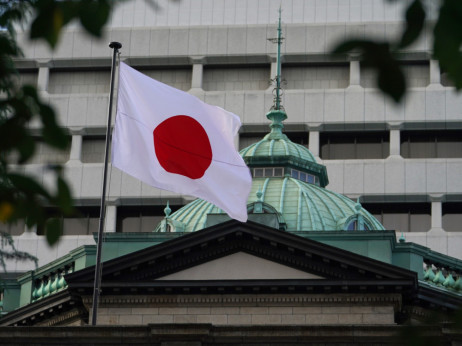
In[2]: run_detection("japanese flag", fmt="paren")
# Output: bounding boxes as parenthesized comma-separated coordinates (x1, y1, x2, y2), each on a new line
(112, 62, 252, 222)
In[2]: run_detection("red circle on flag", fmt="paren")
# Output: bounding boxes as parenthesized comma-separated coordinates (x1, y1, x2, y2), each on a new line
(153, 115, 212, 179)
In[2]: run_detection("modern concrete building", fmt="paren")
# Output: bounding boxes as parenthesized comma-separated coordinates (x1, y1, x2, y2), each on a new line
(3, 0, 462, 279)
(1, 71, 462, 343)
(1, 3, 462, 342)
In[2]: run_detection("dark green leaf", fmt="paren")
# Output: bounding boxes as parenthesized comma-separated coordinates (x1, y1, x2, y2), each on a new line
(376, 60, 406, 103)
(24, 205, 45, 229)
(45, 217, 61, 246)
(0, 116, 29, 151)
(332, 39, 406, 102)
(40, 104, 69, 149)
(29, 0, 77, 48)
(16, 135, 35, 163)
(21, 85, 39, 99)
(55, 176, 73, 214)
(7, 173, 51, 199)
(29, 1, 63, 48)
(433, 0, 462, 89)
(0, 34, 21, 56)
(398, 0, 426, 49)
(79, 0, 111, 37)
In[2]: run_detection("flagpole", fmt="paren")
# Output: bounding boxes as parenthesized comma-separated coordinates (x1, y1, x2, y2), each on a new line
(91, 41, 122, 326)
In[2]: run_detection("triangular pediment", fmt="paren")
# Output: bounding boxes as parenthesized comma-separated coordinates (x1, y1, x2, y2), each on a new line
(156, 252, 324, 280)
(66, 220, 417, 295)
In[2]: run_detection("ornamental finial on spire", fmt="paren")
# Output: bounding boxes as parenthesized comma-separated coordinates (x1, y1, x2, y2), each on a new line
(266, 7, 287, 136)
(268, 6, 284, 111)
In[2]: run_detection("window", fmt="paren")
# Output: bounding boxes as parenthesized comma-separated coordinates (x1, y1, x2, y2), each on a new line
(443, 202, 462, 232)
(441, 71, 453, 87)
(81, 136, 106, 163)
(345, 219, 370, 231)
(15, 70, 38, 89)
(117, 205, 180, 233)
(203, 65, 269, 91)
(290, 169, 319, 185)
(139, 67, 192, 91)
(320, 131, 389, 160)
(363, 203, 431, 232)
(1, 220, 25, 236)
(48, 69, 110, 94)
(19, 138, 71, 164)
(361, 62, 429, 88)
(252, 167, 284, 178)
(252, 167, 319, 185)
(38, 207, 100, 236)
(284, 64, 349, 89)
(401, 130, 462, 158)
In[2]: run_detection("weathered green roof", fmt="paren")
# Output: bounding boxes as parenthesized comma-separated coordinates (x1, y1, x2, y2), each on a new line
(240, 110, 328, 187)
(165, 176, 384, 233)
(240, 130, 316, 165)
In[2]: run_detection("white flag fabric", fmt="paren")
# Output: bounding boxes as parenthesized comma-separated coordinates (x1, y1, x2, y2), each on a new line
(112, 62, 252, 222)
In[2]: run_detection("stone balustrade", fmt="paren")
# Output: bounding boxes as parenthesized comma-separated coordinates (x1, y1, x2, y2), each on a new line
(31, 263, 75, 302)
(422, 261, 462, 292)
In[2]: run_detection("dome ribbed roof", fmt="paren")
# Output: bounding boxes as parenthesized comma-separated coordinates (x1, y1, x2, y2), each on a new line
(240, 132, 316, 163)
(165, 176, 384, 232)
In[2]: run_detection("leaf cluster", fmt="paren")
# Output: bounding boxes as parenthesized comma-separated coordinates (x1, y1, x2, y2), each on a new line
(332, 0, 462, 103)
(0, 1, 114, 249)
(29, 0, 111, 48)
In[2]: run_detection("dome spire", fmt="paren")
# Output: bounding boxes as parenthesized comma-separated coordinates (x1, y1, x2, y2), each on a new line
(274, 6, 283, 112)
(267, 7, 287, 137)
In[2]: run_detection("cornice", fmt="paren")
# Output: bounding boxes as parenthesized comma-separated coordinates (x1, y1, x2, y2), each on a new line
(0, 290, 83, 327)
(67, 221, 418, 287)
(82, 292, 402, 309)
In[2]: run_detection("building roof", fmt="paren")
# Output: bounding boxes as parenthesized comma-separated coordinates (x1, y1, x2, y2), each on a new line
(3, 220, 461, 327)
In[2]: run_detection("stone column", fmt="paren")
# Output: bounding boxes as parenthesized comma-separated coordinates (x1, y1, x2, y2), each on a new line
(429, 59, 441, 85)
(431, 197, 443, 230)
(428, 194, 446, 254)
(104, 205, 117, 233)
(389, 129, 400, 157)
(388, 123, 402, 158)
(267, 57, 278, 92)
(191, 63, 203, 89)
(270, 60, 278, 81)
(308, 130, 320, 158)
(190, 57, 204, 91)
(37, 65, 50, 92)
(349, 59, 360, 86)
(69, 134, 82, 162)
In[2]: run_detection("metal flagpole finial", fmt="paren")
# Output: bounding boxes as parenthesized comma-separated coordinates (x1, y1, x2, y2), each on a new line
(109, 41, 122, 50)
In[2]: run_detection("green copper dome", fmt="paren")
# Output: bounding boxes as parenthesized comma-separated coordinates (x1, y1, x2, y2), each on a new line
(158, 176, 384, 233)
(155, 109, 385, 234)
